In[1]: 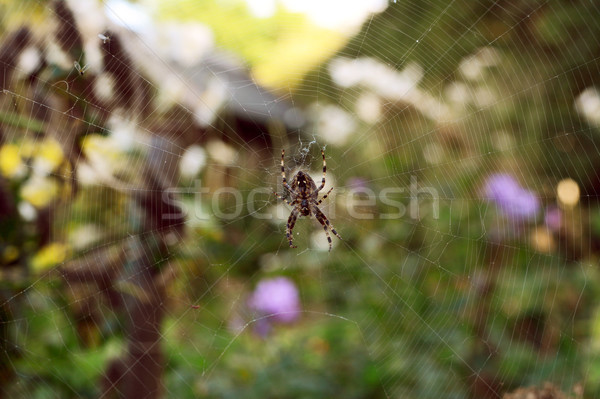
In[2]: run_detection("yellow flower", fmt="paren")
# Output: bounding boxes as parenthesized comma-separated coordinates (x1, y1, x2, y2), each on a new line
(31, 242, 69, 273)
(3, 246, 19, 263)
(35, 138, 64, 174)
(81, 135, 120, 160)
(0, 144, 25, 178)
(20, 139, 36, 158)
(21, 176, 58, 207)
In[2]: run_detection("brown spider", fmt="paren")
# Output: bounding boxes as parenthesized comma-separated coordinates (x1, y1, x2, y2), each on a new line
(274, 148, 342, 251)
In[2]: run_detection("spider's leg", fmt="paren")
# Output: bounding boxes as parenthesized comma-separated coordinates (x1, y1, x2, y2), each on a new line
(316, 187, 334, 206)
(286, 208, 299, 249)
(313, 207, 342, 252)
(313, 208, 333, 252)
(274, 191, 292, 206)
(281, 149, 292, 192)
(316, 148, 326, 191)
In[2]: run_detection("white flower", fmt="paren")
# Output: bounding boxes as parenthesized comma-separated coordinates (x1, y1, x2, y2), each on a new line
(315, 105, 356, 146)
(180, 145, 207, 178)
(356, 92, 382, 123)
(575, 87, 600, 126)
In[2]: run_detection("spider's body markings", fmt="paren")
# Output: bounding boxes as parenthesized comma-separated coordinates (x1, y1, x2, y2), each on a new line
(274, 149, 342, 251)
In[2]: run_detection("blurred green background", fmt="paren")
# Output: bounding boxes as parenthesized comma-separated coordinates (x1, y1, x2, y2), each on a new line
(1, 1, 600, 398)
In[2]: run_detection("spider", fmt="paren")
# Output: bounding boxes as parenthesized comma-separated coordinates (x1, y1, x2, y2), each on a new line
(274, 148, 342, 251)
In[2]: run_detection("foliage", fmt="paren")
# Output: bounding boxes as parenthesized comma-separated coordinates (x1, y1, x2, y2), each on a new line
(2, 1, 600, 399)
(151, 0, 346, 88)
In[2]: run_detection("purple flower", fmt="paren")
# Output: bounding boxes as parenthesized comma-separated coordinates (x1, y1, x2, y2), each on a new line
(545, 207, 562, 231)
(347, 177, 368, 190)
(485, 174, 539, 220)
(248, 277, 301, 324)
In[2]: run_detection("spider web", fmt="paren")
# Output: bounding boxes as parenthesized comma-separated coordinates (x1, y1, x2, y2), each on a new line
(1, 0, 599, 398)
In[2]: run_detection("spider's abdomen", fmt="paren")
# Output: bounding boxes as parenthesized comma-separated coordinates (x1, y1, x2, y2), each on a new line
(290, 171, 316, 216)
(292, 171, 317, 194)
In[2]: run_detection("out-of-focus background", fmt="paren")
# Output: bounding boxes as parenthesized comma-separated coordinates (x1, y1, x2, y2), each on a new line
(1, 1, 600, 398)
